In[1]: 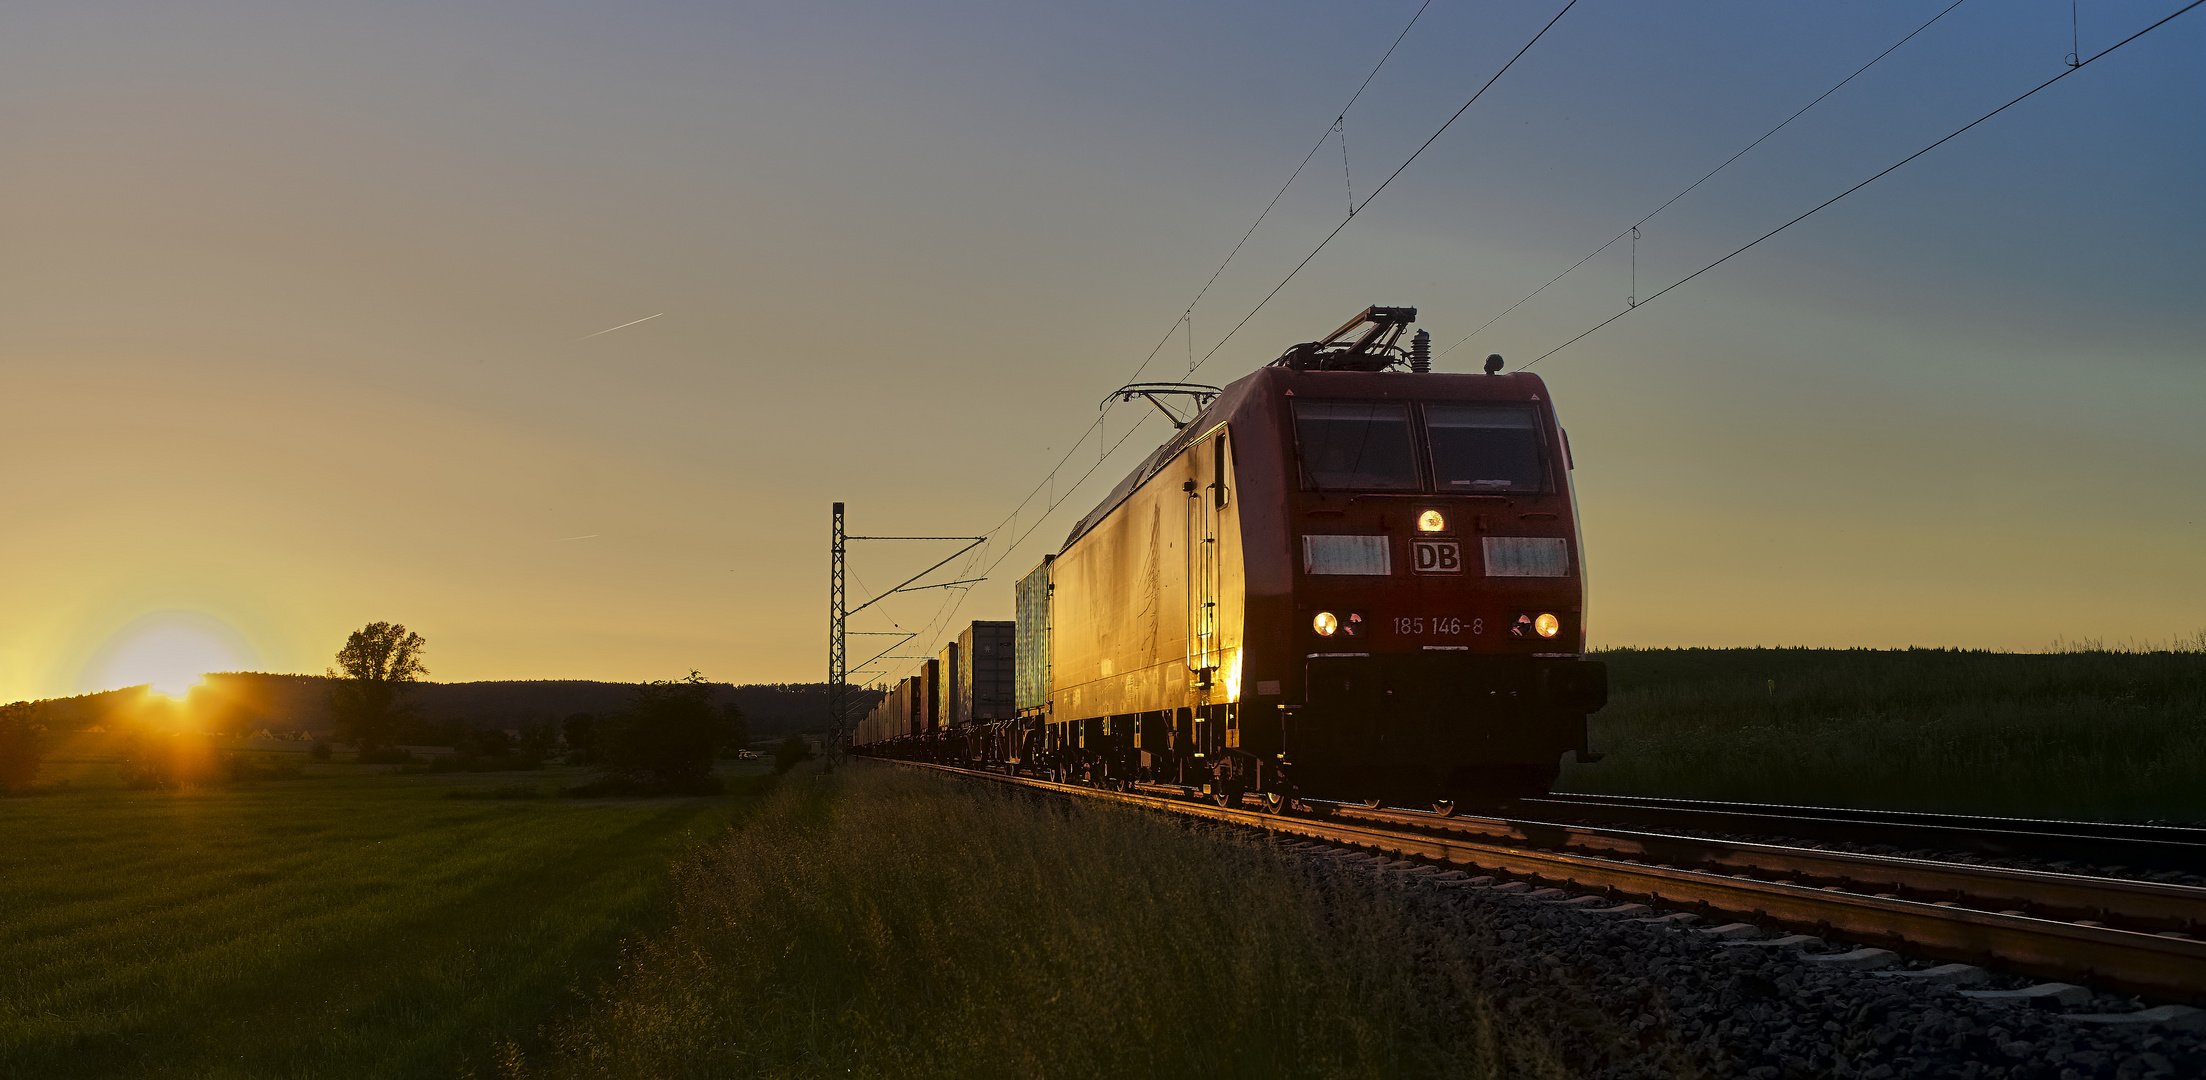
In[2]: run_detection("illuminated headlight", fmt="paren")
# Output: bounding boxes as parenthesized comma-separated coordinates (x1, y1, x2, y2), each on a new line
(1313, 611, 1339, 637)
(1534, 613, 1561, 638)
(1416, 509, 1446, 533)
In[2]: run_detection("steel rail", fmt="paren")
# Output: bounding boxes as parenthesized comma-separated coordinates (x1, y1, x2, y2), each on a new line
(1517, 793, 2206, 873)
(885, 760, 2206, 1002)
(1323, 804, 2206, 935)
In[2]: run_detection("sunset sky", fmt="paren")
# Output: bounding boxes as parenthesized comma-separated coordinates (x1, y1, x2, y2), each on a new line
(4, 0, 2200, 702)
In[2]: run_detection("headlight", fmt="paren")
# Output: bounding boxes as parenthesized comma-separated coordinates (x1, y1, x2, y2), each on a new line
(1416, 509, 1446, 532)
(1534, 613, 1561, 638)
(1313, 611, 1338, 637)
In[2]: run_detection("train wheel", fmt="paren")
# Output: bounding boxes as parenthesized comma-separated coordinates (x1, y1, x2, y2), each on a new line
(1361, 797, 1384, 810)
(1431, 800, 1461, 818)
(1258, 791, 1286, 814)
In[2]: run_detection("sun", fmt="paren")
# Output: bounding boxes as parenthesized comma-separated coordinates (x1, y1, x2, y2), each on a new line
(91, 616, 252, 698)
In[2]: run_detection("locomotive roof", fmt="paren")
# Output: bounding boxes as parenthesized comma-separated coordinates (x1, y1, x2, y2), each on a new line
(1061, 364, 1551, 551)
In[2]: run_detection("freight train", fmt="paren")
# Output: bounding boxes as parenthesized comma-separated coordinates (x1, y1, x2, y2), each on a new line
(851, 307, 1607, 813)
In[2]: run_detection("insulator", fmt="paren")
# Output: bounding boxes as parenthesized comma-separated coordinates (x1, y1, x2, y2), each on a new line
(1410, 329, 1431, 373)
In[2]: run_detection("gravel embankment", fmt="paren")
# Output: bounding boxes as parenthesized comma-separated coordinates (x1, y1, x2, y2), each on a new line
(1293, 844, 2205, 1079)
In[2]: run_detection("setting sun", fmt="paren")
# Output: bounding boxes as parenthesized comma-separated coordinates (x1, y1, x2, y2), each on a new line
(91, 617, 248, 698)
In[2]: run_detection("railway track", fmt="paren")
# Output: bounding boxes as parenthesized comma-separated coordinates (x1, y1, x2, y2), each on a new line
(889, 760, 2206, 1003)
(1517, 793, 2206, 875)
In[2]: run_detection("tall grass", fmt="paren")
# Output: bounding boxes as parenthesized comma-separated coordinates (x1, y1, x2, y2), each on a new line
(533, 765, 1563, 1080)
(1559, 644, 2206, 822)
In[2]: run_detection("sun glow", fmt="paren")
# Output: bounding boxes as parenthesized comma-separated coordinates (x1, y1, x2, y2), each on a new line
(91, 617, 250, 697)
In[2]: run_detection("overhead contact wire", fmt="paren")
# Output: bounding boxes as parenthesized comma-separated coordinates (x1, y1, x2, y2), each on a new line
(1187, 0, 1582, 380)
(1517, 0, 2206, 371)
(908, 0, 1441, 643)
(1439, 0, 1971, 358)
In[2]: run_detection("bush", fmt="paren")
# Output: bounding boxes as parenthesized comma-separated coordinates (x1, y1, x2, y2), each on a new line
(594, 673, 729, 792)
(0, 702, 44, 793)
(308, 739, 332, 761)
(772, 734, 815, 774)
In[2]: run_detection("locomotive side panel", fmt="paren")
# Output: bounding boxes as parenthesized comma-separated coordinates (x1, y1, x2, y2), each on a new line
(1048, 442, 1199, 720)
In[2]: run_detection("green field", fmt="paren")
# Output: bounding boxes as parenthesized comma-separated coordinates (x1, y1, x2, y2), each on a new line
(0, 742, 764, 1079)
(1558, 645, 2206, 822)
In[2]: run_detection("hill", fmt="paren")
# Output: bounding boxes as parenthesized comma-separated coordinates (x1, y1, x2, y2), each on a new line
(15, 675, 884, 744)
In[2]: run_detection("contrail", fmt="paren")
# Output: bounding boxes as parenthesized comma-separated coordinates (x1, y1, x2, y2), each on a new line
(580, 313, 663, 338)
(559, 534, 599, 541)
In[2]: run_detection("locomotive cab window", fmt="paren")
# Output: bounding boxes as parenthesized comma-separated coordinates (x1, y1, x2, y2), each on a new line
(1292, 401, 1420, 491)
(1425, 404, 1548, 492)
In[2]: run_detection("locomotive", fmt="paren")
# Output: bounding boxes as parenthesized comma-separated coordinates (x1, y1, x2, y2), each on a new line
(852, 306, 1607, 812)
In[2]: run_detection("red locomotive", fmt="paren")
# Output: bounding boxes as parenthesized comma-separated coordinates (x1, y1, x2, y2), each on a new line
(855, 307, 1606, 811)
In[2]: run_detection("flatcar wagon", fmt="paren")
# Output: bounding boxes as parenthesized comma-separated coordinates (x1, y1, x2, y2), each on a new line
(855, 307, 1606, 812)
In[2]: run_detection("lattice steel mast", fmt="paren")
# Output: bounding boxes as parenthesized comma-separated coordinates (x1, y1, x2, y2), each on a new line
(826, 502, 848, 760)
(827, 502, 988, 758)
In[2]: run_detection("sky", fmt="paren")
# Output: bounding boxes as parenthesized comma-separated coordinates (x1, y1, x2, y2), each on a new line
(2, 0, 2200, 701)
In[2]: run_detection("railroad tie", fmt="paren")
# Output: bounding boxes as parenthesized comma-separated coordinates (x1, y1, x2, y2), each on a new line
(2058, 1005, 2206, 1032)
(1873, 963, 1989, 985)
(1801, 947, 1900, 970)
(1692, 922, 1764, 940)
(1583, 902, 1655, 917)
(1958, 983, 2092, 1008)
(1541, 894, 1609, 908)
(1721, 934, 1827, 951)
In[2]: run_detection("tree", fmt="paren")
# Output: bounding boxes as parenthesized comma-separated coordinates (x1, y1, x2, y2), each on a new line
(0, 701, 44, 793)
(327, 621, 428, 754)
(563, 713, 598, 761)
(719, 702, 750, 758)
(597, 672, 728, 791)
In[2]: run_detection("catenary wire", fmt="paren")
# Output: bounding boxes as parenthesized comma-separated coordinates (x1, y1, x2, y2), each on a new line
(1516, 0, 2204, 371)
(1437, 0, 1972, 359)
(1183, 0, 1582, 382)
(870, 0, 1443, 649)
(908, 0, 1577, 649)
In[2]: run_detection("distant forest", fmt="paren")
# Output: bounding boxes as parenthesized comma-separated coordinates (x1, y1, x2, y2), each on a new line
(17, 675, 887, 744)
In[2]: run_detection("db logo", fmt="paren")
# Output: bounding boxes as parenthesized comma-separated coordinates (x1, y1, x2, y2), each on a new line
(1412, 540, 1461, 574)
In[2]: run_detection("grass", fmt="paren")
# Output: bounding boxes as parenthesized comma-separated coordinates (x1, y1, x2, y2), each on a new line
(1557, 643, 2206, 822)
(0, 737, 767, 1079)
(526, 763, 1567, 1080)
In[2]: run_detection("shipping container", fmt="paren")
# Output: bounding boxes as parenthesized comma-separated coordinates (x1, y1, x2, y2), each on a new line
(1015, 557, 1054, 712)
(920, 658, 941, 733)
(938, 640, 961, 728)
(959, 620, 1016, 724)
